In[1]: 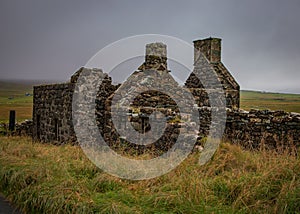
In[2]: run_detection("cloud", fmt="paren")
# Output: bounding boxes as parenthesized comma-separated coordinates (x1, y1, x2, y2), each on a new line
(0, 0, 299, 93)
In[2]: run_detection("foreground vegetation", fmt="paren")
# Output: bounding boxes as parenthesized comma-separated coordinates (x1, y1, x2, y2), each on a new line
(0, 136, 299, 213)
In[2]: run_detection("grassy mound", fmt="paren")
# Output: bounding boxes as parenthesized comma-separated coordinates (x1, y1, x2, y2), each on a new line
(0, 136, 299, 213)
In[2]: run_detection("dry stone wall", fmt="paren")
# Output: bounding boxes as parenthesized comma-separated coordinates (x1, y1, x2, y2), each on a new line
(15, 120, 33, 136)
(225, 109, 300, 151)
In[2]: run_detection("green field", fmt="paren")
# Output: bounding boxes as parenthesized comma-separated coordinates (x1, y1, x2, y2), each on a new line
(241, 90, 300, 113)
(0, 81, 33, 123)
(0, 81, 300, 123)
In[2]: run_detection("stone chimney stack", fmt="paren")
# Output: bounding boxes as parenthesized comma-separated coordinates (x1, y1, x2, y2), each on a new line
(138, 42, 168, 71)
(193, 38, 221, 64)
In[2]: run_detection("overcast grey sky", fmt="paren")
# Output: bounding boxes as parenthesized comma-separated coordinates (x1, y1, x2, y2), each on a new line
(0, 0, 299, 93)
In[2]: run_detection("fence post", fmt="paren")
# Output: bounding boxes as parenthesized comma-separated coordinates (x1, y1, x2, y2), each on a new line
(9, 110, 16, 131)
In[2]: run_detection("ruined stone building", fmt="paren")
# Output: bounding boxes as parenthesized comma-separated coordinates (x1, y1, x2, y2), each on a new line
(31, 37, 300, 151)
(32, 37, 236, 143)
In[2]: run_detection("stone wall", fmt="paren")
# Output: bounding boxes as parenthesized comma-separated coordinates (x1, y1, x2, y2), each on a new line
(94, 106, 300, 154)
(15, 120, 33, 136)
(224, 109, 300, 151)
(190, 107, 300, 151)
(32, 82, 76, 144)
(32, 68, 118, 144)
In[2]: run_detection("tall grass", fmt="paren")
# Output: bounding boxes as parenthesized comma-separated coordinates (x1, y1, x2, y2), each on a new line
(0, 136, 299, 213)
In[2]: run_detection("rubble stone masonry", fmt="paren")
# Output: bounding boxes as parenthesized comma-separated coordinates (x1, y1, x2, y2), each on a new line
(15, 37, 300, 152)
